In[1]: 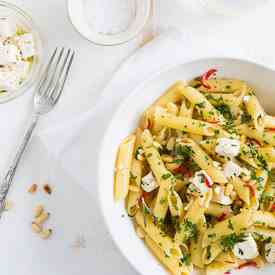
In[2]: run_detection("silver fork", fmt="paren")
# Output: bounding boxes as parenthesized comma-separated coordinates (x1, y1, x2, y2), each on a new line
(0, 47, 74, 216)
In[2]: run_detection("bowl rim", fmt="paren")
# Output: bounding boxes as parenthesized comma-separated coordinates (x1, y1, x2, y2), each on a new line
(0, 0, 43, 104)
(66, 0, 152, 46)
(97, 57, 275, 275)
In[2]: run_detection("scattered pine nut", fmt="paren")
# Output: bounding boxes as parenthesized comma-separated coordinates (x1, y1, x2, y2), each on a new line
(39, 228, 52, 239)
(31, 222, 42, 233)
(28, 184, 38, 194)
(43, 184, 52, 195)
(35, 211, 50, 225)
(33, 205, 44, 218)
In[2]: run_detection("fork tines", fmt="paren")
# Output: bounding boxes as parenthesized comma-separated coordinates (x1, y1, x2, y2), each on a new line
(37, 47, 75, 103)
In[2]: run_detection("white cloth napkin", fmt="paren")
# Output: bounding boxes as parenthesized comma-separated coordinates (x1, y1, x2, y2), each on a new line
(38, 23, 275, 195)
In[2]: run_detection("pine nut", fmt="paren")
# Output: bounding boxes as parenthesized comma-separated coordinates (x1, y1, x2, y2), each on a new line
(39, 228, 52, 239)
(35, 211, 50, 225)
(43, 184, 52, 195)
(31, 222, 42, 233)
(33, 205, 44, 218)
(161, 154, 173, 163)
(28, 183, 37, 194)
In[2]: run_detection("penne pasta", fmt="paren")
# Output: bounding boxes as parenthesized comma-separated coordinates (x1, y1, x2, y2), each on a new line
(202, 209, 254, 248)
(177, 138, 227, 184)
(243, 95, 265, 132)
(114, 134, 136, 201)
(154, 107, 220, 136)
(114, 76, 275, 275)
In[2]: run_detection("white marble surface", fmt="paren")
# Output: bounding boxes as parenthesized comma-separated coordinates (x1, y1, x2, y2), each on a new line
(1, 1, 275, 275)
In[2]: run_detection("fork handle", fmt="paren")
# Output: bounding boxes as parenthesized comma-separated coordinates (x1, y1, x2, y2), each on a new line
(0, 114, 39, 215)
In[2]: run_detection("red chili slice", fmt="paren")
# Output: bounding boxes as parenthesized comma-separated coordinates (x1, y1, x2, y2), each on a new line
(268, 128, 275, 131)
(244, 183, 256, 197)
(174, 165, 192, 178)
(217, 212, 227, 221)
(205, 177, 212, 188)
(271, 203, 275, 211)
(238, 261, 257, 269)
(224, 272, 231, 275)
(201, 68, 217, 89)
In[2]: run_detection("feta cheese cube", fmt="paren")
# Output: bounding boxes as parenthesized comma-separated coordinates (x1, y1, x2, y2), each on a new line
(215, 138, 240, 158)
(0, 61, 29, 90)
(223, 161, 241, 179)
(233, 233, 259, 260)
(16, 33, 36, 59)
(188, 170, 213, 196)
(0, 43, 20, 64)
(212, 185, 232, 205)
(265, 242, 275, 263)
(141, 172, 159, 193)
(0, 18, 16, 37)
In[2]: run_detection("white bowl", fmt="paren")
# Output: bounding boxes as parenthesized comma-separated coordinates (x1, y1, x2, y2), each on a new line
(98, 58, 275, 275)
(67, 0, 151, 46)
(0, 1, 43, 103)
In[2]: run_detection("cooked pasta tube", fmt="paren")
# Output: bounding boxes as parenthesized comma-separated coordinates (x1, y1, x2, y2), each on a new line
(181, 86, 225, 123)
(141, 129, 176, 219)
(154, 107, 220, 136)
(135, 210, 183, 259)
(114, 134, 136, 201)
(231, 177, 250, 206)
(264, 115, 275, 129)
(202, 209, 254, 248)
(177, 138, 227, 184)
(253, 210, 275, 228)
(199, 79, 246, 93)
(144, 234, 191, 275)
(238, 124, 275, 146)
(243, 95, 265, 132)
(202, 242, 223, 265)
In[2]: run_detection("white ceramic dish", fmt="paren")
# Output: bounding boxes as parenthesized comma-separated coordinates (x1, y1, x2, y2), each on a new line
(0, 1, 43, 103)
(67, 0, 151, 46)
(98, 58, 275, 275)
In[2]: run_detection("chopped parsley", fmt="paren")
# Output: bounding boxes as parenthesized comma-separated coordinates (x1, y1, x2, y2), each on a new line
(208, 233, 217, 238)
(180, 219, 198, 243)
(196, 101, 206, 108)
(228, 219, 234, 230)
(179, 253, 191, 266)
(220, 233, 246, 252)
(174, 144, 194, 160)
(216, 104, 233, 121)
(162, 173, 171, 180)
(240, 111, 252, 124)
(206, 245, 212, 260)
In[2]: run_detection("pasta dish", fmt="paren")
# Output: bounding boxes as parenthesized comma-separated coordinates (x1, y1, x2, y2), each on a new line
(114, 69, 275, 275)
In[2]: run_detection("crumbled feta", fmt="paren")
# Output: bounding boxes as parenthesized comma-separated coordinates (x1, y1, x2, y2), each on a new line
(223, 161, 241, 179)
(243, 95, 251, 103)
(16, 33, 36, 59)
(212, 185, 232, 205)
(0, 43, 20, 64)
(215, 138, 240, 158)
(0, 61, 29, 90)
(188, 170, 213, 196)
(0, 18, 16, 37)
(233, 234, 259, 260)
(265, 242, 275, 263)
(141, 172, 159, 193)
